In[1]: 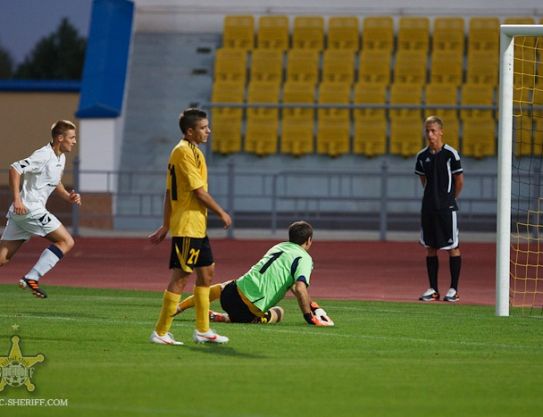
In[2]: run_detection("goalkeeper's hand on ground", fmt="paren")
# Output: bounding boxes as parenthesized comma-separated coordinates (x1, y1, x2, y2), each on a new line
(309, 301, 335, 326)
(304, 311, 335, 327)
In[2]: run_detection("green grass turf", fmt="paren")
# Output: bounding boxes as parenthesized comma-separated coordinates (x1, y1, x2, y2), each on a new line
(0, 284, 542, 417)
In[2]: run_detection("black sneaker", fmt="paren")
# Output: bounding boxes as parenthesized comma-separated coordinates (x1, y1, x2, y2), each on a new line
(19, 278, 48, 299)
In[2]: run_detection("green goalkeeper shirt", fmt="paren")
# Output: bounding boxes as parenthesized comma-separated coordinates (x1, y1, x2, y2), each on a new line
(236, 241, 313, 312)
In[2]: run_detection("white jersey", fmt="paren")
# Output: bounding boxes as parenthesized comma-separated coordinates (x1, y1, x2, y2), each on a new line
(9, 143, 65, 213)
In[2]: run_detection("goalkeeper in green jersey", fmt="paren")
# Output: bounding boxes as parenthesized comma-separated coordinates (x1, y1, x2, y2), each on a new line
(174, 221, 334, 326)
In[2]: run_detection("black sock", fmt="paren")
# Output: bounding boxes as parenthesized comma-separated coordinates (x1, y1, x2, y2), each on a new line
(449, 256, 461, 291)
(426, 256, 439, 292)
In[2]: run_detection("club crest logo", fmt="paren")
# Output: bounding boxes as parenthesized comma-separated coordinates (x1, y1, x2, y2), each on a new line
(0, 336, 45, 392)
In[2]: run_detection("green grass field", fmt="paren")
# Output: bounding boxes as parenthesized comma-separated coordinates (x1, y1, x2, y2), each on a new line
(1, 284, 542, 417)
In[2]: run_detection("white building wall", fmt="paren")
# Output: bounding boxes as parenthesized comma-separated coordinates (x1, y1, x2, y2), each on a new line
(79, 117, 125, 192)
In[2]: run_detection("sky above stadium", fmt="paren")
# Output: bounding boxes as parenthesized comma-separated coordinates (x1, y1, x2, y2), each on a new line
(0, 0, 93, 65)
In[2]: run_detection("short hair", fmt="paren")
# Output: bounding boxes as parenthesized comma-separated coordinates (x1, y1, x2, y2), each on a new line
(178, 108, 207, 134)
(51, 120, 76, 139)
(288, 221, 313, 245)
(425, 115, 444, 130)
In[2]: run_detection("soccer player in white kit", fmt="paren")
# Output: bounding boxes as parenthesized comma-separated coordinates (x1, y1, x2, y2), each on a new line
(0, 120, 81, 298)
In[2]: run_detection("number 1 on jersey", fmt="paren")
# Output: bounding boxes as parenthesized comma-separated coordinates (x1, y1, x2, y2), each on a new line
(259, 251, 283, 274)
(168, 164, 177, 201)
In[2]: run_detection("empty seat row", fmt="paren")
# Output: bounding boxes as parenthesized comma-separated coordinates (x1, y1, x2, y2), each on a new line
(215, 44, 543, 88)
(214, 49, 506, 86)
(223, 15, 543, 53)
(211, 81, 514, 158)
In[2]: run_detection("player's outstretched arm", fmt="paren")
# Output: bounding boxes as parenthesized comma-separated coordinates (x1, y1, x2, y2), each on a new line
(292, 281, 333, 326)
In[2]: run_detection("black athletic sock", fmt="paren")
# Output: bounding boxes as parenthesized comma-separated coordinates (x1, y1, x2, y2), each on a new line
(426, 256, 439, 292)
(449, 256, 462, 291)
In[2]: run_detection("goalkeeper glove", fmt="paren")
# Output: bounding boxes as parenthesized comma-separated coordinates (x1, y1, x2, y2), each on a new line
(307, 301, 335, 326)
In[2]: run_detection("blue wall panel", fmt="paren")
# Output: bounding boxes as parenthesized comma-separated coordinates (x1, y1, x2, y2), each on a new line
(77, 0, 134, 118)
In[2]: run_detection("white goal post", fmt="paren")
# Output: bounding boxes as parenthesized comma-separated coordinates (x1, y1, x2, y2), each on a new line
(497, 24, 543, 317)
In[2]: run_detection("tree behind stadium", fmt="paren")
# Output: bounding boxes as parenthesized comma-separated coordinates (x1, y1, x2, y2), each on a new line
(0, 41, 14, 78)
(14, 18, 86, 80)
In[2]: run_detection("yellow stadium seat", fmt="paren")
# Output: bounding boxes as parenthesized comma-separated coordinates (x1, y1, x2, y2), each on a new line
(430, 50, 464, 86)
(390, 83, 423, 119)
(513, 41, 537, 88)
(358, 50, 391, 85)
(423, 96, 461, 151)
(389, 83, 423, 156)
(460, 83, 494, 121)
(460, 83, 495, 158)
(292, 16, 324, 50)
(397, 17, 430, 52)
(210, 81, 245, 154)
(286, 49, 320, 83)
(281, 81, 315, 155)
(328, 17, 360, 51)
(533, 87, 543, 118)
(432, 17, 465, 55)
(245, 81, 280, 156)
(513, 84, 531, 107)
(316, 82, 351, 157)
(466, 50, 499, 86)
(390, 118, 423, 157)
(441, 117, 460, 151)
(514, 115, 534, 157)
(353, 118, 387, 157)
(425, 82, 458, 120)
(353, 83, 387, 120)
(526, 88, 543, 157)
(257, 16, 289, 51)
(462, 118, 496, 158)
(424, 84, 460, 149)
(534, 118, 543, 157)
(250, 49, 283, 83)
(468, 17, 499, 52)
(362, 16, 394, 51)
(223, 15, 254, 50)
(504, 17, 536, 25)
(214, 48, 247, 83)
(394, 50, 427, 85)
(322, 50, 355, 84)
(353, 83, 387, 156)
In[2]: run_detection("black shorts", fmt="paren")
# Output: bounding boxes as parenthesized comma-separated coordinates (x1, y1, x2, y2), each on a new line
(420, 210, 459, 250)
(169, 236, 214, 272)
(220, 281, 259, 323)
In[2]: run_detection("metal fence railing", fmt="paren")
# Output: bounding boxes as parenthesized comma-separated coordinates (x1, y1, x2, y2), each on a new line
(0, 160, 508, 240)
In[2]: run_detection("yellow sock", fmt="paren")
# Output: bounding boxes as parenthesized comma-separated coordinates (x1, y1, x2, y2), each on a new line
(155, 290, 181, 336)
(194, 286, 210, 332)
(178, 284, 222, 311)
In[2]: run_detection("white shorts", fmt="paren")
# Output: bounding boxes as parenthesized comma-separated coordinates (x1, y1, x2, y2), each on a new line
(1, 209, 62, 241)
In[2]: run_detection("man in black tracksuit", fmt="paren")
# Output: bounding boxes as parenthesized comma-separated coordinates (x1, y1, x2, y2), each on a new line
(414, 115, 464, 302)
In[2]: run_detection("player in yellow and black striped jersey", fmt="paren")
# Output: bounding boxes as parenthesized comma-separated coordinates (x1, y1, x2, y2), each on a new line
(148, 108, 232, 345)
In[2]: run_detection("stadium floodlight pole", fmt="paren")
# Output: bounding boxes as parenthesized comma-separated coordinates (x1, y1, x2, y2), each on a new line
(496, 25, 543, 317)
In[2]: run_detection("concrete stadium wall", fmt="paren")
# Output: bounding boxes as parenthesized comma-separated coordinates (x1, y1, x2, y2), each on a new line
(134, 0, 543, 33)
